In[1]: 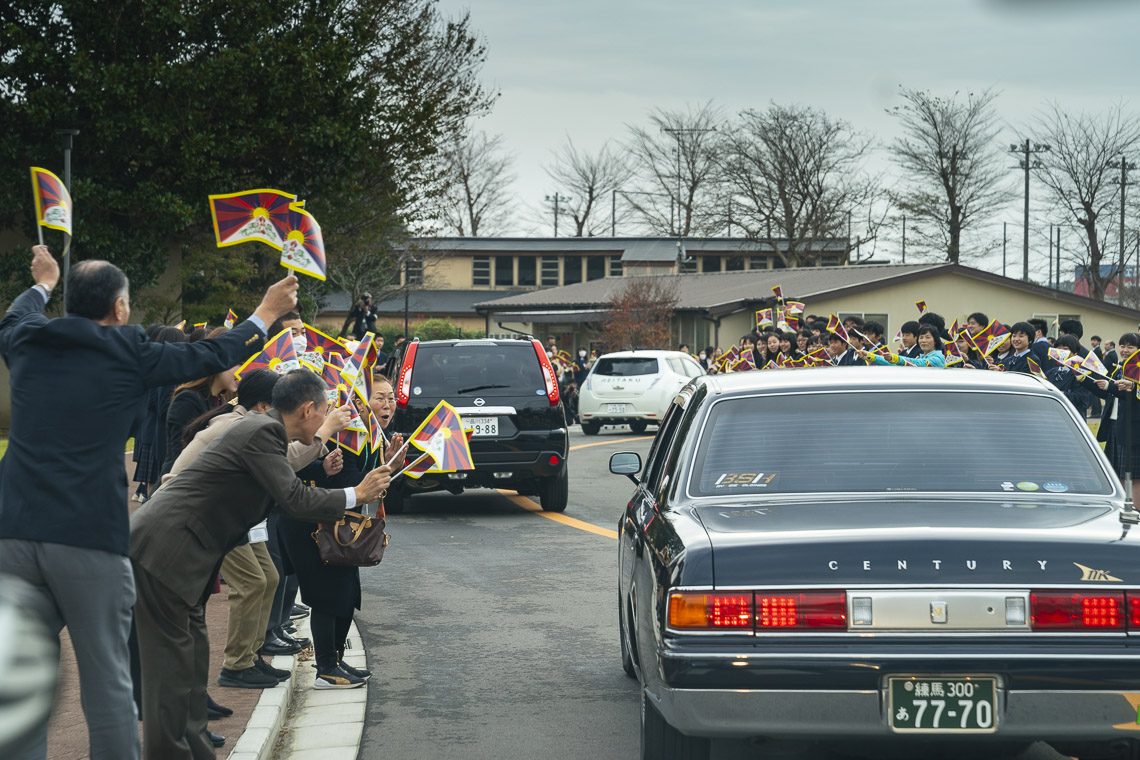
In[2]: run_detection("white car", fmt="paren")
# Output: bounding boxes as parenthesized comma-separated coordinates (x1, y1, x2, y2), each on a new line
(577, 350, 704, 435)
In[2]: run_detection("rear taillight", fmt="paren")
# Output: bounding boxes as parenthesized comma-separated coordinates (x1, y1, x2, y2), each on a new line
(1130, 594, 1140, 629)
(668, 592, 753, 630)
(531, 339, 560, 406)
(756, 592, 847, 630)
(1030, 591, 1125, 631)
(395, 342, 418, 408)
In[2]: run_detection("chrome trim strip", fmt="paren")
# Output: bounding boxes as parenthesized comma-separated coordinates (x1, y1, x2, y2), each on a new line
(453, 406, 517, 415)
(663, 652, 1140, 660)
(682, 389, 1120, 501)
(671, 584, 1140, 591)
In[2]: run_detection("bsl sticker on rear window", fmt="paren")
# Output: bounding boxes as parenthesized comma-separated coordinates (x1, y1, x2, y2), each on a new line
(714, 472, 777, 489)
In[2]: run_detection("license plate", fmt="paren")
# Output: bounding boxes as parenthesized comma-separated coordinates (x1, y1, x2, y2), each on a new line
(466, 417, 499, 437)
(606, 404, 626, 413)
(887, 676, 997, 733)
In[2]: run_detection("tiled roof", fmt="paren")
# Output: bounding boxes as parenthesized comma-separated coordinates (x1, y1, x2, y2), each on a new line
(407, 236, 848, 263)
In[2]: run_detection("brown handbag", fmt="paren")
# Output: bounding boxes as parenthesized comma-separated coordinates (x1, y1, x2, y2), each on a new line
(312, 502, 390, 567)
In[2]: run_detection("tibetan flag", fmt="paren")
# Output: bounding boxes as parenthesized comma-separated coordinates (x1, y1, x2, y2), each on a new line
(298, 351, 325, 375)
(763, 360, 778, 371)
(755, 308, 774, 330)
(715, 346, 739, 372)
(304, 323, 348, 358)
(826, 314, 851, 345)
(406, 400, 475, 476)
(224, 309, 238, 329)
(235, 328, 300, 379)
(1047, 347, 1072, 365)
(949, 319, 961, 340)
(783, 300, 805, 331)
(193, 321, 207, 329)
(1078, 351, 1110, 379)
(342, 333, 377, 400)
(30, 167, 73, 236)
(1027, 357, 1046, 379)
(1121, 349, 1140, 383)
(275, 202, 327, 281)
(366, 405, 386, 453)
(176, 319, 187, 331)
(209, 188, 296, 249)
(771, 284, 784, 302)
(916, 299, 928, 314)
(733, 352, 757, 372)
(974, 320, 1011, 357)
(334, 428, 367, 457)
(338, 385, 368, 433)
(943, 352, 964, 368)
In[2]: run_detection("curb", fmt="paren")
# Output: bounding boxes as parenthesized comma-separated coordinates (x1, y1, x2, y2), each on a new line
(225, 617, 369, 760)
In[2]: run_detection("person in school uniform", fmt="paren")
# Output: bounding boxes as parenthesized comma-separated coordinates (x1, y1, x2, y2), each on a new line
(897, 320, 922, 359)
(1095, 333, 1140, 485)
(990, 322, 1036, 375)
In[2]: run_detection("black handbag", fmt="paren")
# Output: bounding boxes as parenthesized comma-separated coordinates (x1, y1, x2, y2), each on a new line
(312, 503, 389, 567)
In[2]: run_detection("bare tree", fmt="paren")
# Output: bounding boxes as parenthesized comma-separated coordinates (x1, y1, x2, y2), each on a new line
(604, 278, 679, 350)
(720, 103, 882, 266)
(888, 88, 1011, 263)
(545, 138, 634, 236)
(439, 130, 515, 236)
(624, 102, 725, 236)
(1030, 102, 1140, 301)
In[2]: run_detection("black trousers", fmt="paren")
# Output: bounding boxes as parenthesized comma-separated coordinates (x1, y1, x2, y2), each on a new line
(132, 564, 213, 760)
(265, 514, 299, 635)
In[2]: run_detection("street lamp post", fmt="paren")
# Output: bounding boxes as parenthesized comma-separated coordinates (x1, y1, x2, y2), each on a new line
(56, 128, 79, 307)
(1110, 155, 1136, 293)
(1010, 139, 1050, 282)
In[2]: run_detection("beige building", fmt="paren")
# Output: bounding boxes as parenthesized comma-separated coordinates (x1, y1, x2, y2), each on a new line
(475, 263, 1140, 354)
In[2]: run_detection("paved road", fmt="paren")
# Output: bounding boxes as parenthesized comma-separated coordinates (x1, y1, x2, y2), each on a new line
(356, 426, 1069, 760)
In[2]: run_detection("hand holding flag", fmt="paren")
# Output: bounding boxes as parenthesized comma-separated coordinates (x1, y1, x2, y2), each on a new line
(30, 167, 73, 242)
(235, 328, 301, 379)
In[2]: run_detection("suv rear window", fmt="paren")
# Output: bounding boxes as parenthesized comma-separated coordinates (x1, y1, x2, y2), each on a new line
(689, 391, 1114, 497)
(411, 344, 545, 398)
(594, 357, 659, 376)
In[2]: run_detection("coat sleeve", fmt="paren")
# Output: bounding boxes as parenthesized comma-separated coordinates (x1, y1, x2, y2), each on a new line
(901, 351, 946, 368)
(0, 287, 50, 362)
(138, 321, 265, 387)
(243, 423, 348, 522)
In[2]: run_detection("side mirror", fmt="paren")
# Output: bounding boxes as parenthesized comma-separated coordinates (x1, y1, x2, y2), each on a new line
(609, 452, 642, 485)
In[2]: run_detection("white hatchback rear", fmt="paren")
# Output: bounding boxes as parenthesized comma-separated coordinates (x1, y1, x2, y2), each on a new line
(577, 350, 704, 435)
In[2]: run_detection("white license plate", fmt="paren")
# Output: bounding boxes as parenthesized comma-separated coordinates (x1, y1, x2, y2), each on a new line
(606, 404, 627, 413)
(466, 417, 499, 437)
(888, 676, 997, 733)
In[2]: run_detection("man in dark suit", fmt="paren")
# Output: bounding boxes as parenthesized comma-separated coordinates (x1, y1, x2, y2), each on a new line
(130, 370, 391, 760)
(0, 245, 296, 760)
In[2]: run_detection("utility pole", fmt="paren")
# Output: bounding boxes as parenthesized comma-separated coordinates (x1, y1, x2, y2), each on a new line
(1055, 225, 1062, 290)
(1048, 223, 1054, 288)
(545, 193, 570, 237)
(901, 215, 906, 264)
(1110, 154, 1136, 294)
(662, 126, 715, 254)
(1002, 221, 1007, 277)
(1010, 138, 1050, 282)
(56, 128, 79, 307)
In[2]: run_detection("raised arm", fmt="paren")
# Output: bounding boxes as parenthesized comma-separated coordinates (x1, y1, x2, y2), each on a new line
(0, 246, 59, 360)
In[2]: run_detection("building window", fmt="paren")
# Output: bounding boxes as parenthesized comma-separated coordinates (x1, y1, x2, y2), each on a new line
(725, 256, 745, 271)
(518, 256, 537, 286)
(541, 256, 560, 286)
(748, 256, 767, 270)
(609, 255, 623, 277)
(564, 257, 582, 285)
(405, 256, 423, 286)
(494, 255, 514, 286)
(702, 255, 721, 273)
(472, 256, 491, 286)
(586, 256, 605, 281)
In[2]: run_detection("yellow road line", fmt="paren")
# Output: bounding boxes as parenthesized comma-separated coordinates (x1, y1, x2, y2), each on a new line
(569, 435, 652, 452)
(498, 491, 619, 540)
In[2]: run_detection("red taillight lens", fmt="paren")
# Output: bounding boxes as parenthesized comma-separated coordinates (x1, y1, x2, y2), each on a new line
(395, 342, 418, 407)
(756, 592, 847, 630)
(668, 592, 753, 630)
(531, 339, 561, 406)
(1030, 591, 1124, 630)
(1129, 593, 1140, 629)
(548, 454, 561, 467)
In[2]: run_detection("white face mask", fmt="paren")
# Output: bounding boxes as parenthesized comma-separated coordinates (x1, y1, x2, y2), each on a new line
(698, 352, 706, 360)
(578, 350, 586, 358)
(292, 335, 308, 355)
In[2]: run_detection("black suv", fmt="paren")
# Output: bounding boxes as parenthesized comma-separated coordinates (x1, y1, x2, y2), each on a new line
(385, 338, 569, 512)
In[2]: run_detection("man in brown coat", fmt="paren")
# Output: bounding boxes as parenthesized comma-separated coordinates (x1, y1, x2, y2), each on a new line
(130, 370, 391, 760)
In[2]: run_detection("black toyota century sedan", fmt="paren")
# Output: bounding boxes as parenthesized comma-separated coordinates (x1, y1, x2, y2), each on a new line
(611, 367, 1140, 760)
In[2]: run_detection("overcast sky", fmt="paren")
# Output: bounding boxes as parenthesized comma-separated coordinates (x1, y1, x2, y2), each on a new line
(434, 0, 1140, 274)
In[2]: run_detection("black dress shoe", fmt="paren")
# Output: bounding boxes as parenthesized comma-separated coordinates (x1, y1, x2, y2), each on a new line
(218, 665, 280, 689)
(206, 693, 233, 720)
(275, 627, 310, 650)
(253, 656, 291, 682)
(289, 603, 310, 620)
(282, 622, 297, 634)
(208, 730, 226, 748)
(259, 634, 302, 656)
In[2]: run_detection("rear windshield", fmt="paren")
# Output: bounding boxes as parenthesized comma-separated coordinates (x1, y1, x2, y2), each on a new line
(594, 357, 659, 377)
(411, 344, 544, 398)
(689, 391, 1114, 497)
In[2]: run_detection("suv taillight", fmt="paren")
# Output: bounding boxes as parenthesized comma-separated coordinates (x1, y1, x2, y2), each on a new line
(531, 339, 560, 406)
(1031, 591, 1125, 631)
(395, 342, 418, 408)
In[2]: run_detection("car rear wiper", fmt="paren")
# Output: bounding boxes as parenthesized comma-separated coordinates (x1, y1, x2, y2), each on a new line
(456, 384, 511, 394)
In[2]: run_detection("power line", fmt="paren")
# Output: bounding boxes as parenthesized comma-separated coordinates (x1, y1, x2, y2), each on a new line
(1009, 138, 1051, 282)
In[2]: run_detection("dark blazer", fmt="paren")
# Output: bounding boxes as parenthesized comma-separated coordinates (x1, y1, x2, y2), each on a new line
(130, 411, 348, 606)
(0, 287, 265, 556)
